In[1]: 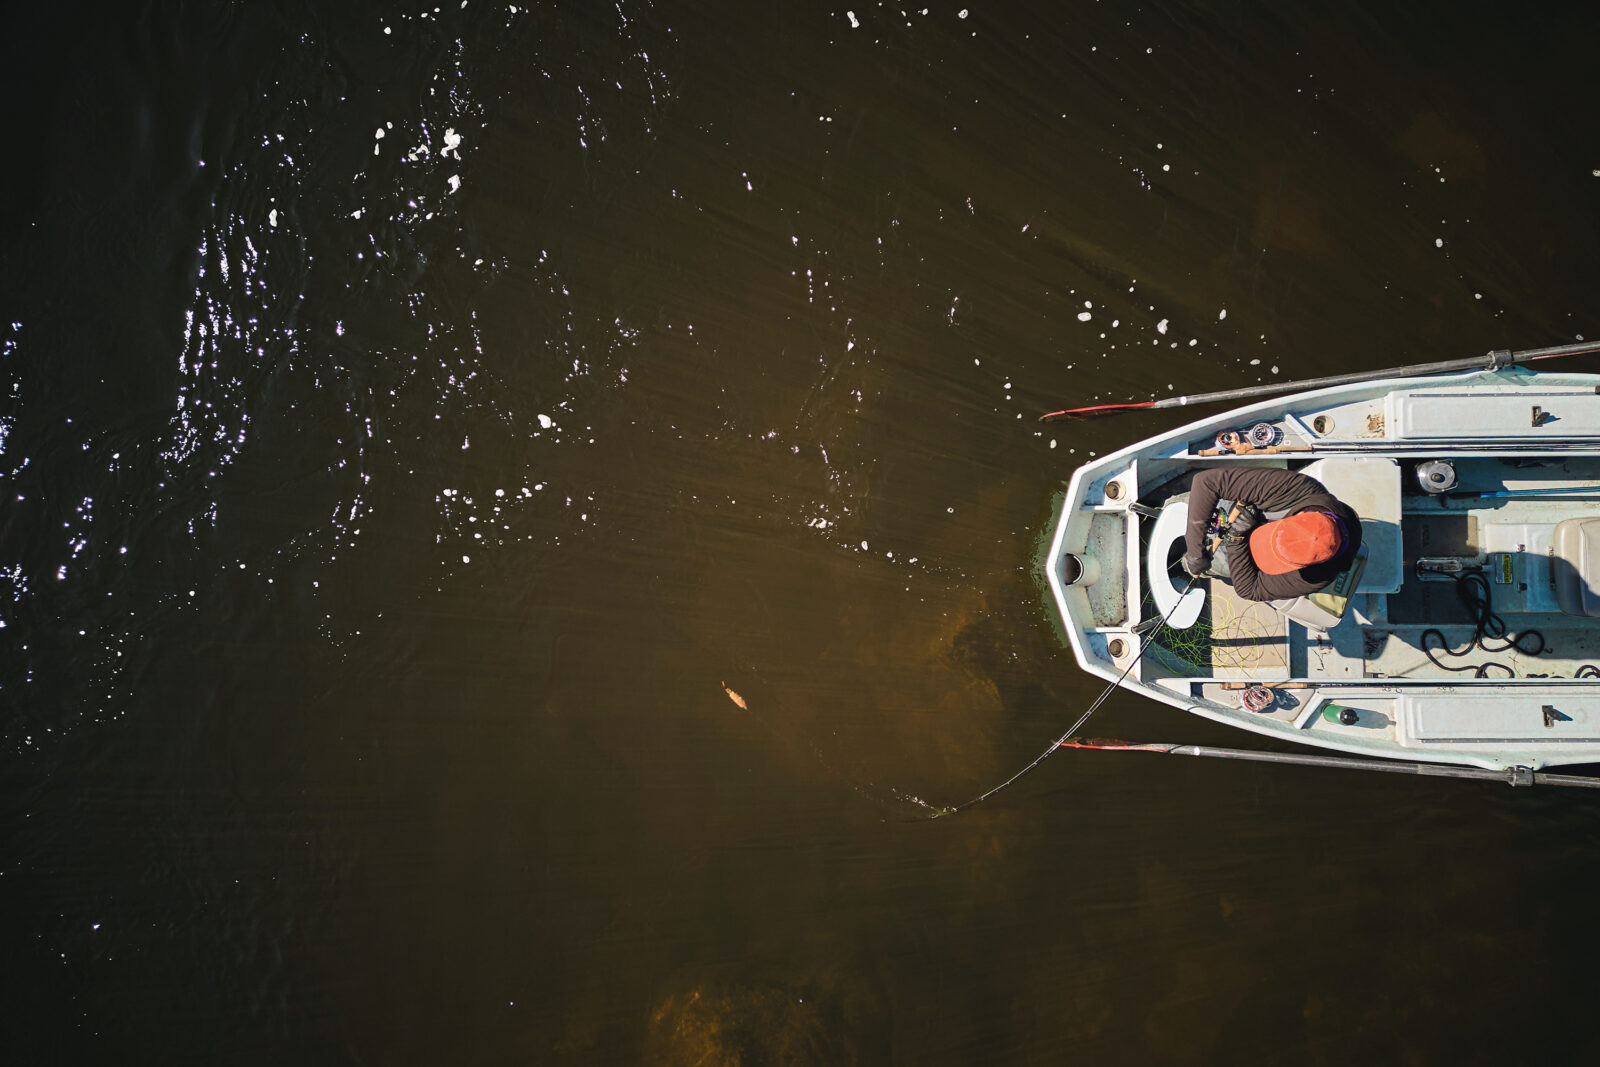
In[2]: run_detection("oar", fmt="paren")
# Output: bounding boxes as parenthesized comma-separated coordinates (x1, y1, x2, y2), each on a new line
(1038, 339, 1600, 422)
(1058, 737, 1600, 789)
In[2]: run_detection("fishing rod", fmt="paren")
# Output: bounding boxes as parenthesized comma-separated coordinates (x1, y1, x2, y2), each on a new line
(1057, 738, 1600, 790)
(1443, 484, 1600, 502)
(928, 509, 1247, 819)
(1038, 339, 1600, 422)
(927, 573, 1199, 819)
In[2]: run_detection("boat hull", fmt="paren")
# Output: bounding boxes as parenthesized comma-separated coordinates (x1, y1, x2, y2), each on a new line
(1045, 367, 1600, 771)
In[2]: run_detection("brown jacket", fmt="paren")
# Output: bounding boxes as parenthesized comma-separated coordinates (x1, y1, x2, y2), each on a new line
(1184, 467, 1362, 602)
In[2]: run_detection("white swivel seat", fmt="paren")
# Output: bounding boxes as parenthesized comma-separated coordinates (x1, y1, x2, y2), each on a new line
(1553, 518, 1600, 617)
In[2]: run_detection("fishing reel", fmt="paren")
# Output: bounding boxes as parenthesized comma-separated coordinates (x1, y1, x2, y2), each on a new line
(1240, 685, 1277, 712)
(1212, 422, 1280, 453)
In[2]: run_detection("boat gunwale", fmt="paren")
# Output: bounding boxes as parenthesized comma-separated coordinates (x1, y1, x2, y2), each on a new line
(1046, 366, 1600, 772)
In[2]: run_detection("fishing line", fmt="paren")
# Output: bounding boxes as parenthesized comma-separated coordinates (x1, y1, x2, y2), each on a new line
(926, 574, 1198, 819)
(1207, 598, 1276, 672)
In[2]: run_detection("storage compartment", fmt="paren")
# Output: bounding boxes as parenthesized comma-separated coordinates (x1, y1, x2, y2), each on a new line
(1398, 692, 1600, 744)
(1387, 387, 1600, 441)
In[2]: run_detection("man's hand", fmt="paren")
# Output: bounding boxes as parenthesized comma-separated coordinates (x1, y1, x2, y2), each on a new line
(1181, 552, 1211, 577)
(1226, 503, 1265, 541)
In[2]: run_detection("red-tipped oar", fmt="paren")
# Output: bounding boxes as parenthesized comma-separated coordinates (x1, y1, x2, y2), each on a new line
(1038, 339, 1600, 422)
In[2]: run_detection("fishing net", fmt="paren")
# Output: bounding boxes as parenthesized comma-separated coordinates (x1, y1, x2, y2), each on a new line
(1143, 589, 1214, 673)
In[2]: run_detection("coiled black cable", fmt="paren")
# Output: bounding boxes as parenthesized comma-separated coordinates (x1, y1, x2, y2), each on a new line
(1421, 569, 1544, 678)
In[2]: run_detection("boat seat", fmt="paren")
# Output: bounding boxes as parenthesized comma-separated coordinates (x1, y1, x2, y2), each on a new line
(1269, 544, 1369, 634)
(1297, 456, 1401, 593)
(1553, 518, 1600, 617)
(1145, 498, 1204, 630)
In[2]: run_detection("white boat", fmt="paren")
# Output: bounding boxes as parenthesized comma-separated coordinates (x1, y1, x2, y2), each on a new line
(1044, 356, 1600, 782)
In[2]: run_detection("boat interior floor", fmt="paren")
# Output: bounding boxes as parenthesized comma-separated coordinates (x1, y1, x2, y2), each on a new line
(1326, 617, 1600, 680)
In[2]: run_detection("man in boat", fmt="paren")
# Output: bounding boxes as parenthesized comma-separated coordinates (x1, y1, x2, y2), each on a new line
(1180, 467, 1363, 602)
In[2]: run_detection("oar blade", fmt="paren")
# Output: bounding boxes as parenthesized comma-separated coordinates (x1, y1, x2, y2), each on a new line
(1038, 401, 1156, 422)
(1058, 737, 1177, 752)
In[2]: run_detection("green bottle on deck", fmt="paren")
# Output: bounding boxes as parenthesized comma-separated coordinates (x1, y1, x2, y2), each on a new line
(1322, 704, 1359, 726)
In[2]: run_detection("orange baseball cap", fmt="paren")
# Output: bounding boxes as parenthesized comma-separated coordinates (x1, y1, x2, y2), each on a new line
(1249, 512, 1342, 574)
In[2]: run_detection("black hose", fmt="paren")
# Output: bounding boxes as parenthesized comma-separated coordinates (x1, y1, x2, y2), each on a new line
(1421, 569, 1543, 678)
(1417, 570, 1600, 679)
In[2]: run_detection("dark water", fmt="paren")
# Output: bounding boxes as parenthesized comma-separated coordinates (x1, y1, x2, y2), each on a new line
(6, 1, 1600, 1062)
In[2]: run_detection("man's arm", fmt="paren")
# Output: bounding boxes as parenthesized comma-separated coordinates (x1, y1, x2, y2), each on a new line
(1209, 466, 1326, 513)
(1184, 469, 1225, 564)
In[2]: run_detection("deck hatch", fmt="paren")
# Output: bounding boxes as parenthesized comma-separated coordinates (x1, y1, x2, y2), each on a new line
(1388, 388, 1600, 441)
(1398, 692, 1600, 744)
